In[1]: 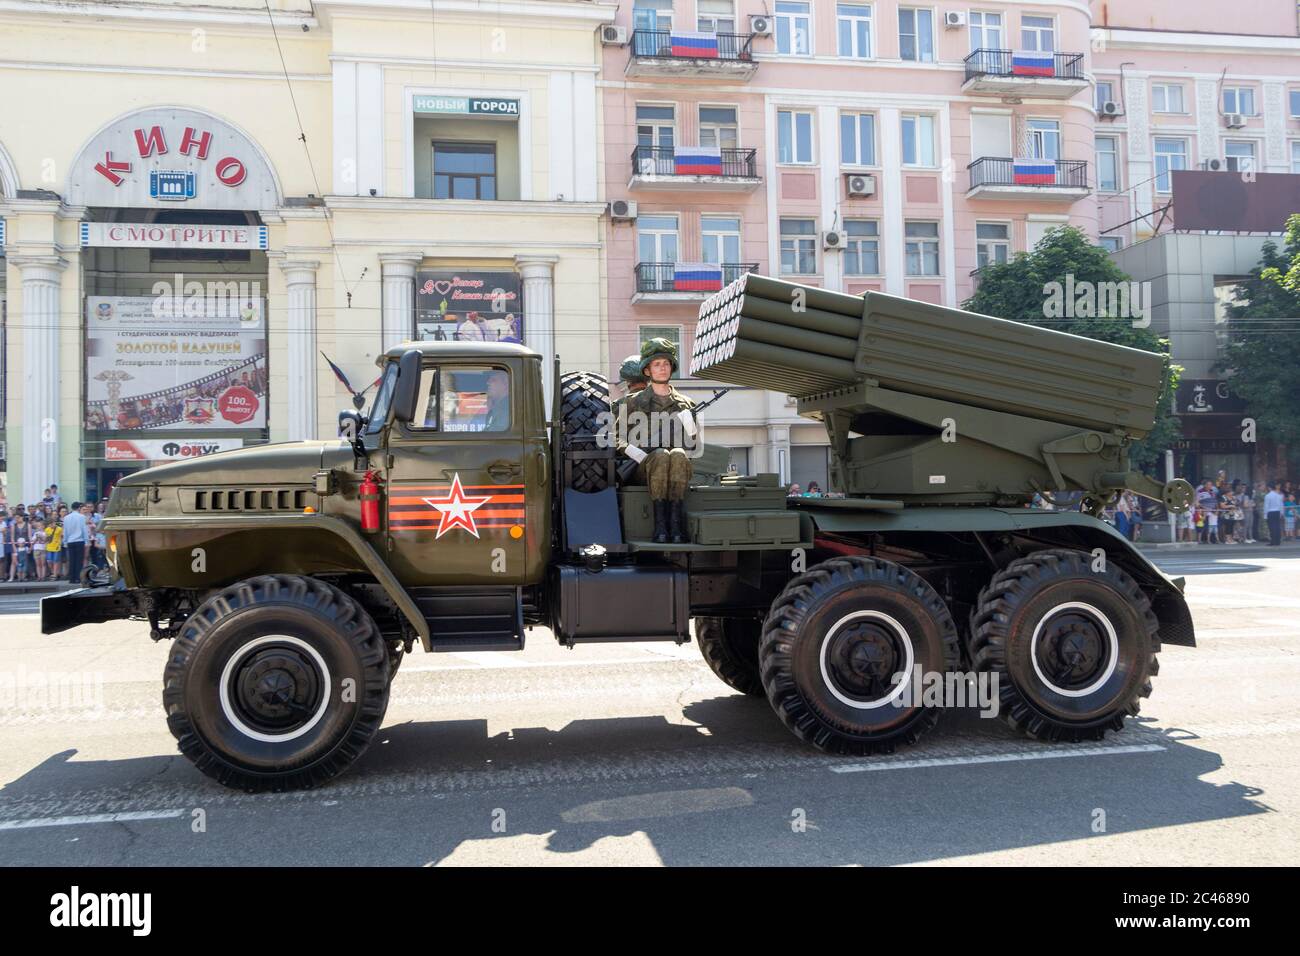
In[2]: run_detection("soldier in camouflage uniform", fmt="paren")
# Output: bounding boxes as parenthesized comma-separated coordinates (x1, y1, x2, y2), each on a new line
(611, 353, 647, 412)
(617, 337, 697, 543)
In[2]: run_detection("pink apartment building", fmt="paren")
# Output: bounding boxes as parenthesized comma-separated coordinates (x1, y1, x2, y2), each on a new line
(601, 1, 1098, 487)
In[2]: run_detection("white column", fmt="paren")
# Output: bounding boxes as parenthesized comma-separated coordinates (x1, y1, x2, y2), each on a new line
(515, 255, 559, 415)
(279, 259, 320, 442)
(15, 255, 66, 502)
(379, 253, 422, 353)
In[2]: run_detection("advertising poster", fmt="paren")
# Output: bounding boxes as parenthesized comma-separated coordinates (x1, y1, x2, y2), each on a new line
(415, 270, 523, 344)
(84, 293, 268, 431)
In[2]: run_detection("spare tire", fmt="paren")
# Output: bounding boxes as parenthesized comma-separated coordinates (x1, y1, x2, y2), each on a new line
(560, 370, 612, 493)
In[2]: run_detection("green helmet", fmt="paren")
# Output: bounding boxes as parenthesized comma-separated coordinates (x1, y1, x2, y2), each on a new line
(639, 336, 678, 374)
(619, 354, 648, 384)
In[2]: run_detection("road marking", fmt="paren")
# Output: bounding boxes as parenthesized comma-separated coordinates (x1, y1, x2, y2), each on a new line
(0, 809, 187, 831)
(830, 743, 1166, 774)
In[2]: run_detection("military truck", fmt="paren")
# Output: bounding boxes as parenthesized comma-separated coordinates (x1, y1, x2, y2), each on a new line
(43, 274, 1196, 791)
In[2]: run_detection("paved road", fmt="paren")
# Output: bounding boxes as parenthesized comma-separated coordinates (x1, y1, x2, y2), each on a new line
(1, 547, 1297, 865)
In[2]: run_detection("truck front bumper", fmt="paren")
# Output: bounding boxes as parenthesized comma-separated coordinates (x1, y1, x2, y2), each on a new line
(41, 584, 142, 635)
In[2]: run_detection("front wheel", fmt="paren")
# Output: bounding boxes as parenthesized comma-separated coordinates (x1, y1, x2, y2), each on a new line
(163, 575, 390, 792)
(760, 557, 961, 755)
(970, 550, 1159, 741)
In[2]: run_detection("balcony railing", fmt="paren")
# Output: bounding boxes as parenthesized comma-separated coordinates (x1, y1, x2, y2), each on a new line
(964, 49, 1086, 83)
(631, 145, 758, 179)
(630, 29, 754, 61)
(968, 157, 1089, 190)
(635, 262, 758, 295)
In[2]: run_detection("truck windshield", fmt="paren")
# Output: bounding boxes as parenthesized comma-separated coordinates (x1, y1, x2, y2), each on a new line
(366, 364, 398, 434)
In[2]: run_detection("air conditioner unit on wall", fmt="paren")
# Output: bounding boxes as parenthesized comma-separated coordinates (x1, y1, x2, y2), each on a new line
(1223, 113, 1246, 129)
(845, 173, 876, 197)
(822, 230, 845, 250)
(749, 15, 773, 36)
(1099, 101, 1122, 117)
(608, 199, 638, 221)
(601, 25, 628, 46)
(1204, 158, 1224, 172)
(944, 11, 966, 29)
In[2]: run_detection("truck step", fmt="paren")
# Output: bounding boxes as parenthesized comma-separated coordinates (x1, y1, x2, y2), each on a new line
(410, 586, 526, 652)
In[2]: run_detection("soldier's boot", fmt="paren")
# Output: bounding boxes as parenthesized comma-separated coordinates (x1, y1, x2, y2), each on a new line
(669, 499, 687, 544)
(652, 499, 670, 543)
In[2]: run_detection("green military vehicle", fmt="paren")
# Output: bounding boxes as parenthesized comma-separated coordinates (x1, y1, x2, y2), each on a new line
(43, 274, 1196, 791)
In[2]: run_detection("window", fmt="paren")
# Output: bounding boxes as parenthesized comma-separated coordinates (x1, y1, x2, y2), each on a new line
(775, 1, 811, 55)
(1152, 83, 1185, 113)
(975, 222, 1010, 269)
(840, 112, 877, 166)
(637, 214, 679, 264)
(1095, 81, 1114, 111)
(432, 142, 496, 200)
(632, 0, 673, 55)
(1095, 135, 1119, 191)
(697, 0, 735, 33)
(1291, 90, 1300, 118)
(699, 106, 739, 150)
(1292, 141, 1300, 174)
(843, 220, 880, 275)
(901, 113, 936, 166)
(701, 216, 741, 265)
(413, 366, 511, 433)
(366, 364, 399, 435)
(636, 104, 675, 174)
(969, 11, 1004, 52)
(1154, 138, 1187, 193)
(1027, 119, 1061, 160)
(780, 218, 817, 275)
(778, 109, 815, 164)
(727, 447, 751, 476)
(898, 8, 934, 62)
(837, 3, 873, 58)
(1222, 87, 1256, 116)
(1225, 140, 1256, 174)
(905, 221, 940, 276)
(1098, 236, 1123, 253)
(1020, 14, 1055, 52)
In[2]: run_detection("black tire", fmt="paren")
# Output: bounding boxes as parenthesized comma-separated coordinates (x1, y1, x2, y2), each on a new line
(760, 557, 961, 755)
(163, 575, 390, 792)
(970, 549, 1159, 742)
(695, 617, 764, 697)
(559, 370, 612, 493)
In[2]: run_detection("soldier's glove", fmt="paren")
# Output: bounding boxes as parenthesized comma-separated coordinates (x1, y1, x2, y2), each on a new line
(676, 410, 698, 438)
(624, 445, 647, 463)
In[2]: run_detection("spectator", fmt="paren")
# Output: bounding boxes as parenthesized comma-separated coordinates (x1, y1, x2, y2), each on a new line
(63, 501, 90, 584)
(1286, 491, 1298, 543)
(1195, 480, 1218, 544)
(787, 484, 802, 497)
(32, 522, 48, 581)
(1220, 486, 1238, 544)
(1264, 481, 1285, 547)
(805, 481, 822, 498)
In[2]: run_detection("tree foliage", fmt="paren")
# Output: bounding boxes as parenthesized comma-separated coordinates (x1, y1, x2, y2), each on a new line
(962, 226, 1181, 471)
(1218, 214, 1300, 469)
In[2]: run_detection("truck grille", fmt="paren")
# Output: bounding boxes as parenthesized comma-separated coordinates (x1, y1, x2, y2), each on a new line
(185, 488, 312, 513)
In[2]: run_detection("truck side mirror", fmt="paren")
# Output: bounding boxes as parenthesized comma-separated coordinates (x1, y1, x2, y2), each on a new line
(391, 350, 422, 424)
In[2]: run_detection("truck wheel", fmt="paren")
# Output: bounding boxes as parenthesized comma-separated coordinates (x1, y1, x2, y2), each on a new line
(760, 557, 961, 755)
(695, 617, 763, 697)
(559, 370, 611, 493)
(970, 550, 1159, 742)
(163, 575, 390, 792)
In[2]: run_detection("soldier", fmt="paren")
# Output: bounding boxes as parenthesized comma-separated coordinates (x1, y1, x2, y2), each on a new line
(614, 354, 648, 403)
(617, 338, 697, 543)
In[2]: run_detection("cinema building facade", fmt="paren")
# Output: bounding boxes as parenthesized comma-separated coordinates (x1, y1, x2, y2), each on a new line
(0, 0, 610, 502)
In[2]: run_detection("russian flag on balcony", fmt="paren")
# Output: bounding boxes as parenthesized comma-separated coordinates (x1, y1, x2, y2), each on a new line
(1011, 50, 1055, 76)
(670, 31, 720, 58)
(1013, 158, 1057, 185)
(674, 145, 724, 176)
(674, 262, 724, 292)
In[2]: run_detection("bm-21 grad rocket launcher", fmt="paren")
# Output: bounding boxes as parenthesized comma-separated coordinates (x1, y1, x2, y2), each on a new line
(690, 273, 1195, 517)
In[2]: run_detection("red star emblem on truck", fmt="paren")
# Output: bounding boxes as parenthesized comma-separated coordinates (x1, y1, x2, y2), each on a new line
(422, 474, 492, 539)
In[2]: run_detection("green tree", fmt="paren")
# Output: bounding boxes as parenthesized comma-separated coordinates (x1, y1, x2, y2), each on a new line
(962, 225, 1181, 471)
(1219, 214, 1300, 470)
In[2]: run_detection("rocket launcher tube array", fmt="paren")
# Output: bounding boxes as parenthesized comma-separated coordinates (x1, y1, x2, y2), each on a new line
(689, 274, 1167, 440)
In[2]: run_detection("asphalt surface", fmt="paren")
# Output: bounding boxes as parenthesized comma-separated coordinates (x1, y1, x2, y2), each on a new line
(1, 545, 1297, 866)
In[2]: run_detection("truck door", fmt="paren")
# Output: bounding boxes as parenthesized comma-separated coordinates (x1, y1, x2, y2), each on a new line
(385, 362, 526, 586)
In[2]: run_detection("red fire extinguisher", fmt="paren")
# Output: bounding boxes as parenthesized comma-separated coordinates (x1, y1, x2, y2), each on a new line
(360, 469, 382, 533)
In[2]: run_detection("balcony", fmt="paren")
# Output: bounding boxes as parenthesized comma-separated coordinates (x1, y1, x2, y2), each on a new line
(626, 30, 758, 79)
(962, 50, 1089, 99)
(629, 146, 760, 192)
(633, 262, 758, 303)
(967, 158, 1090, 201)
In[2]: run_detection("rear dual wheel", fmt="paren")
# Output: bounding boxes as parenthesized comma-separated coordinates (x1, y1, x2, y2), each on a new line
(760, 557, 960, 755)
(970, 549, 1159, 741)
